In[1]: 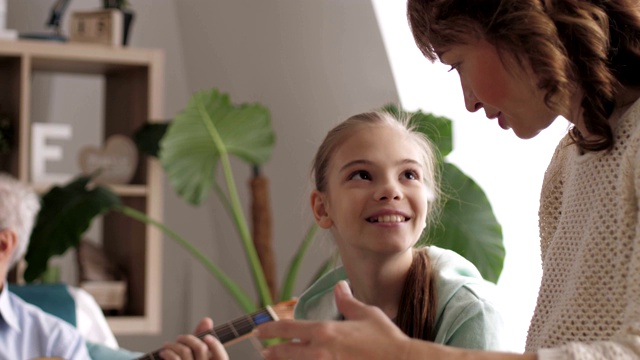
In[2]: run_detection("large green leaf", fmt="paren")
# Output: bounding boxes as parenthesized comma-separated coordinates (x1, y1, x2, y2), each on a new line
(160, 89, 275, 205)
(383, 104, 453, 157)
(133, 122, 169, 158)
(421, 163, 504, 283)
(24, 176, 121, 282)
(410, 111, 453, 158)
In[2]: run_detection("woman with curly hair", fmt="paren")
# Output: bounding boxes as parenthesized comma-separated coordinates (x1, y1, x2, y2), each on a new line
(255, 1, 640, 359)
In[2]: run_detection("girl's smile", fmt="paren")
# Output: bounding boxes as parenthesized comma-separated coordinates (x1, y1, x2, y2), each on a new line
(365, 209, 411, 225)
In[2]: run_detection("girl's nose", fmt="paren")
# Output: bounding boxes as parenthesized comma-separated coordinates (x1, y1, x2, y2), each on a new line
(374, 181, 402, 201)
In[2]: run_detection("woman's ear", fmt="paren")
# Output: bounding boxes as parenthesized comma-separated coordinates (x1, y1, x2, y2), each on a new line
(310, 190, 333, 229)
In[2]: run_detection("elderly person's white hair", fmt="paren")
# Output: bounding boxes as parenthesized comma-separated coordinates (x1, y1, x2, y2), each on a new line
(0, 173, 41, 269)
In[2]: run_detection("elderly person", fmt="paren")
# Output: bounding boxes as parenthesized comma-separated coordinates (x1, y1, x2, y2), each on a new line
(0, 172, 90, 359)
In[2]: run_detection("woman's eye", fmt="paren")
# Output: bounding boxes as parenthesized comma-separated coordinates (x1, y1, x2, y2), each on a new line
(350, 170, 371, 180)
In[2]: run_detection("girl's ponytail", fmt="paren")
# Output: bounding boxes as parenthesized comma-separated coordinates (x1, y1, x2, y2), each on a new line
(395, 248, 438, 341)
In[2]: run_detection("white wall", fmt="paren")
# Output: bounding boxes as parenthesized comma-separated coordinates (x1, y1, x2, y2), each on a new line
(371, 0, 569, 352)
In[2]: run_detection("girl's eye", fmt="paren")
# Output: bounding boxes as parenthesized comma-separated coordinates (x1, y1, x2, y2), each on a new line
(350, 170, 371, 181)
(403, 170, 419, 180)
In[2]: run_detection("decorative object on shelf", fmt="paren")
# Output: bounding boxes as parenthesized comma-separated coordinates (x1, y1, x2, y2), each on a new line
(78, 134, 138, 184)
(69, 9, 123, 47)
(19, 0, 133, 45)
(30, 122, 73, 185)
(77, 239, 127, 313)
(102, 0, 134, 46)
(19, 0, 71, 42)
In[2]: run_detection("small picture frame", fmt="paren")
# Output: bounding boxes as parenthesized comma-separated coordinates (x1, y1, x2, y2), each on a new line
(69, 9, 123, 46)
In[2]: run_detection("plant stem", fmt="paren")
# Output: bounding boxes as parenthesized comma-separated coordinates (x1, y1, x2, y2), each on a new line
(280, 223, 318, 302)
(197, 98, 273, 306)
(116, 205, 257, 313)
(213, 181, 232, 215)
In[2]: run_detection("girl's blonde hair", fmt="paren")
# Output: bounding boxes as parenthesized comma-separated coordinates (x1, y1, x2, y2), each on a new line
(311, 111, 440, 341)
(407, 0, 640, 152)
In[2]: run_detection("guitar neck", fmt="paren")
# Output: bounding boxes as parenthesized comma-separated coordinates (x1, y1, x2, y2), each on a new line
(137, 306, 278, 360)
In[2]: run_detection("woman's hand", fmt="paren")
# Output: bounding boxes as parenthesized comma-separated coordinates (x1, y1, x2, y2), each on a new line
(159, 317, 229, 360)
(255, 280, 414, 360)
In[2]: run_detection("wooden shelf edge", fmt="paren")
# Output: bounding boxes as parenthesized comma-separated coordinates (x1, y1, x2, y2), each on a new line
(0, 39, 161, 64)
(32, 182, 149, 196)
(107, 315, 161, 335)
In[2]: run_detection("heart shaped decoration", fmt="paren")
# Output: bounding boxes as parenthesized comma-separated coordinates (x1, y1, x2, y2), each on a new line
(78, 134, 138, 184)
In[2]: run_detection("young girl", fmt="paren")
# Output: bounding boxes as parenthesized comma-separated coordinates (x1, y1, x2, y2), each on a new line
(158, 111, 505, 359)
(294, 111, 504, 346)
(256, 1, 640, 359)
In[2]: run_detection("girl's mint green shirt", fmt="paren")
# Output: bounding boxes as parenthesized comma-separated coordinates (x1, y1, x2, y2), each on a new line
(294, 246, 506, 350)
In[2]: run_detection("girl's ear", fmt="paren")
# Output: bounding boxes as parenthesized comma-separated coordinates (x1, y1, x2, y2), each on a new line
(310, 190, 333, 229)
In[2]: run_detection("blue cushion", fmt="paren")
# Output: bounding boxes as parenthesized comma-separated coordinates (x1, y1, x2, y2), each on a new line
(8, 283, 76, 326)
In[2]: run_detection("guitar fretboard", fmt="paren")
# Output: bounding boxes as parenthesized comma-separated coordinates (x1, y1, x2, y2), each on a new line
(137, 307, 275, 360)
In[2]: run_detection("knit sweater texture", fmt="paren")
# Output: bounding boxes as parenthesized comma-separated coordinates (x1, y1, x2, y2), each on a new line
(525, 97, 640, 359)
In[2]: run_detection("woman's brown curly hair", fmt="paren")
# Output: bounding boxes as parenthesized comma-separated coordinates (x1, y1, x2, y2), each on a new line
(407, 0, 640, 152)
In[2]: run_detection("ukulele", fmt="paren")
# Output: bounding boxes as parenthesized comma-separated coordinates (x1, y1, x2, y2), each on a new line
(136, 299, 297, 360)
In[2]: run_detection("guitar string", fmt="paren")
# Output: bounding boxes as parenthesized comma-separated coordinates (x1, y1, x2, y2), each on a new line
(199, 308, 271, 340)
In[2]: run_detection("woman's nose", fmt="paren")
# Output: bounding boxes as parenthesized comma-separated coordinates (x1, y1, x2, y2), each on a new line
(462, 80, 482, 112)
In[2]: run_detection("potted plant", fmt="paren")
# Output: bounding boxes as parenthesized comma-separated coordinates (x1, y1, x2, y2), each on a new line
(25, 89, 298, 313)
(24, 89, 504, 315)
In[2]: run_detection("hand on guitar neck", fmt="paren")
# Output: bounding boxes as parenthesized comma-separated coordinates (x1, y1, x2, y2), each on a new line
(137, 300, 296, 360)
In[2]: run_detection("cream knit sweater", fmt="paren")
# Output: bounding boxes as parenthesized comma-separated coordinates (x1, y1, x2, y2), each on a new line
(525, 98, 640, 359)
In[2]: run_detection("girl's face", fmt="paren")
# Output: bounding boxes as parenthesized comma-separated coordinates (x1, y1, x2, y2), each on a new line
(311, 125, 430, 257)
(439, 39, 559, 139)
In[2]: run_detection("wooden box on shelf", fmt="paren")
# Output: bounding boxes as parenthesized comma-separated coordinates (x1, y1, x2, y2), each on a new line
(0, 39, 164, 335)
(77, 239, 127, 314)
(81, 281, 127, 312)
